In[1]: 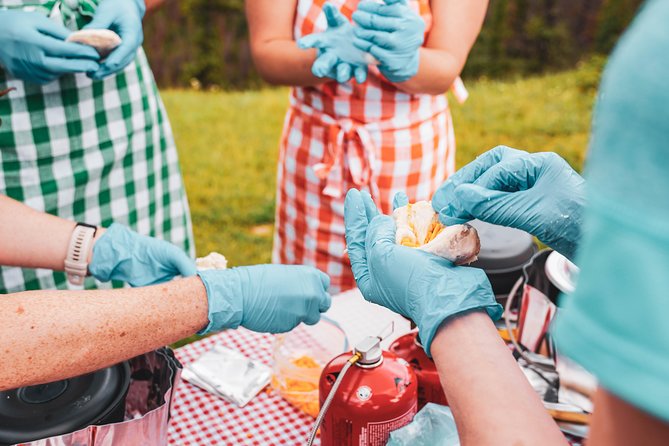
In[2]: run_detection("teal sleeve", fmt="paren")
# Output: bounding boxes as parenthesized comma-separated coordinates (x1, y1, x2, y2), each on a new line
(552, 0, 669, 422)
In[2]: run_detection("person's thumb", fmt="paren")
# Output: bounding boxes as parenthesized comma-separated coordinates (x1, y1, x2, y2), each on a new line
(172, 252, 197, 277)
(297, 34, 323, 50)
(323, 3, 347, 28)
(344, 190, 371, 293)
(366, 215, 397, 252)
(392, 191, 409, 210)
(453, 183, 513, 227)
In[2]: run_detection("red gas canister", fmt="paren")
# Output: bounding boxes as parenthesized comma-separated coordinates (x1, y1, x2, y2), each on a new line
(389, 331, 447, 409)
(318, 336, 417, 446)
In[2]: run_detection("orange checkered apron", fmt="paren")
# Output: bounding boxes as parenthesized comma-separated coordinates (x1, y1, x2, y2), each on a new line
(273, 0, 461, 293)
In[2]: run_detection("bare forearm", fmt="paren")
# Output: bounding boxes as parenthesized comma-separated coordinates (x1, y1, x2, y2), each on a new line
(0, 276, 208, 390)
(431, 311, 566, 445)
(0, 195, 106, 271)
(0, 195, 76, 270)
(396, 48, 461, 95)
(251, 40, 322, 86)
(246, 0, 324, 86)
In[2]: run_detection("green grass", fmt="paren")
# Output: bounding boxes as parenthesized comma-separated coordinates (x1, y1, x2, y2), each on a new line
(162, 58, 601, 271)
(162, 89, 288, 266)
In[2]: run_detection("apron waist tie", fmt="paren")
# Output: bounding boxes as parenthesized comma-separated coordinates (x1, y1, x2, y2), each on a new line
(312, 119, 380, 204)
(289, 98, 382, 205)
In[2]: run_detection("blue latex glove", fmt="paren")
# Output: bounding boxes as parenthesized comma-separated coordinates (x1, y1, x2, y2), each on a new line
(89, 223, 196, 286)
(344, 189, 502, 356)
(298, 3, 369, 83)
(198, 265, 332, 334)
(352, 0, 425, 83)
(387, 403, 460, 446)
(432, 146, 586, 260)
(0, 10, 100, 84)
(84, 0, 145, 80)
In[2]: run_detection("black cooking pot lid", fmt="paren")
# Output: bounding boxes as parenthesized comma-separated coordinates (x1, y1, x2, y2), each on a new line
(0, 362, 130, 444)
(470, 220, 536, 272)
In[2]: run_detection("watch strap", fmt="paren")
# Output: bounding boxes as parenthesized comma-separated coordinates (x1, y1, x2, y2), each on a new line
(65, 223, 97, 286)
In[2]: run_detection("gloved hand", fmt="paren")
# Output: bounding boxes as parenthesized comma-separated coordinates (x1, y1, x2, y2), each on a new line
(298, 3, 369, 83)
(352, 0, 425, 83)
(89, 223, 196, 286)
(0, 10, 100, 84)
(84, 0, 145, 80)
(197, 265, 332, 334)
(344, 189, 502, 356)
(432, 146, 586, 260)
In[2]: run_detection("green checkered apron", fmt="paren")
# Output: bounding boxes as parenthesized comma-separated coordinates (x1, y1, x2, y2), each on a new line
(0, 0, 194, 293)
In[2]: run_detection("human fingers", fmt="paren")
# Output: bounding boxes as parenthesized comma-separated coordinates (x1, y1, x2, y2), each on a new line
(356, 1, 406, 17)
(323, 2, 348, 27)
(451, 183, 521, 229)
(352, 10, 401, 32)
(39, 35, 100, 60)
(353, 36, 373, 53)
(353, 65, 368, 83)
(19, 65, 58, 85)
(302, 269, 331, 325)
(353, 28, 395, 50)
(473, 154, 545, 192)
(35, 17, 73, 41)
(89, 31, 140, 79)
(360, 190, 380, 221)
(366, 215, 397, 248)
(311, 51, 339, 78)
(42, 56, 99, 75)
(366, 44, 397, 68)
(162, 245, 197, 278)
(392, 191, 409, 210)
(336, 62, 352, 83)
(316, 270, 332, 312)
(432, 146, 526, 223)
(298, 33, 326, 50)
(344, 189, 372, 293)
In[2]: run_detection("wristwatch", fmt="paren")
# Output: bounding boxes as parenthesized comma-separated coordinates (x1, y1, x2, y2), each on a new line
(64, 223, 98, 286)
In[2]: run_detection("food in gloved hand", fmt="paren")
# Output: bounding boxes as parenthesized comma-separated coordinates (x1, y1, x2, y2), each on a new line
(67, 29, 122, 57)
(393, 201, 480, 265)
(196, 252, 228, 271)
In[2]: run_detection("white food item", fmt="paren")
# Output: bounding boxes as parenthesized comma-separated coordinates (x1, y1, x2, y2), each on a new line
(66, 29, 122, 57)
(393, 201, 480, 265)
(421, 223, 480, 265)
(196, 252, 228, 271)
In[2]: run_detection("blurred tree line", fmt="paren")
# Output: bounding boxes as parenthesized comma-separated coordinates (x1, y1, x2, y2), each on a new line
(143, 0, 643, 89)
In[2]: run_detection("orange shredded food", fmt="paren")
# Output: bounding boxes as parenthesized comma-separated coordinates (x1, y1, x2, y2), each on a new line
(272, 355, 322, 418)
(424, 221, 445, 244)
(398, 205, 445, 247)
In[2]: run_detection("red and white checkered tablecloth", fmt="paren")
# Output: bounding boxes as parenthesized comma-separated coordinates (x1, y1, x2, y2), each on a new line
(167, 328, 313, 446)
(167, 290, 411, 446)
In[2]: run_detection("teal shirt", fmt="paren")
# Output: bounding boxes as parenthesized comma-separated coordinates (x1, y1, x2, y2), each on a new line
(553, 0, 669, 421)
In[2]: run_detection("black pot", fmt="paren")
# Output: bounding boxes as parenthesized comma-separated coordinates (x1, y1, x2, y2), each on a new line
(0, 362, 131, 445)
(469, 220, 537, 303)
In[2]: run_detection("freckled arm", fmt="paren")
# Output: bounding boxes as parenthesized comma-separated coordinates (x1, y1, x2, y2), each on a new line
(0, 276, 209, 391)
